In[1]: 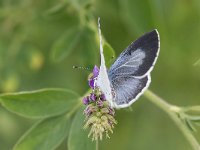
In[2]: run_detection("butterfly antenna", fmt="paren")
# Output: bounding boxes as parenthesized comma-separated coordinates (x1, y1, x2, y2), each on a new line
(73, 66, 91, 71)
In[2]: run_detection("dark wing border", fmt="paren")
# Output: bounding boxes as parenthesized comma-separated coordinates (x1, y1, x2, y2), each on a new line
(136, 29, 160, 78)
(109, 29, 160, 79)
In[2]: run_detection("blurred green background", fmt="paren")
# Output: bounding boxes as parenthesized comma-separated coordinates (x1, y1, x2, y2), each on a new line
(1, 0, 200, 150)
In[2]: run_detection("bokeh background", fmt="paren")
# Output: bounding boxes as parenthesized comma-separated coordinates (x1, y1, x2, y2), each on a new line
(1, 0, 200, 150)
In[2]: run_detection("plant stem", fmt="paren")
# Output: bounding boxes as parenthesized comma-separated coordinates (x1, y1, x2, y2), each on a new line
(96, 139, 99, 150)
(144, 90, 200, 150)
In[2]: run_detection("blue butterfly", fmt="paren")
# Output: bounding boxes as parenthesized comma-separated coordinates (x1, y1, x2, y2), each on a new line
(95, 18, 160, 109)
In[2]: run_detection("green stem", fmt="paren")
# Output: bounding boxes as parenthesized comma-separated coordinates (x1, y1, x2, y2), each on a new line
(96, 139, 99, 150)
(144, 90, 200, 150)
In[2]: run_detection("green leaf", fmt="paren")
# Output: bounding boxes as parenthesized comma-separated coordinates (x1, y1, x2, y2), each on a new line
(103, 42, 116, 68)
(51, 26, 82, 62)
(184, 106, 200, 112)
(0, 88, 80, 118)
(188, 116, 200, 122)
(68, 106, 95, 150)
(69, 0, 92, 9)
(189, 116, 200, 126)
(14, 115, 70, 150)
(44, 3, 68, 16)
(185, 119, 197, 132)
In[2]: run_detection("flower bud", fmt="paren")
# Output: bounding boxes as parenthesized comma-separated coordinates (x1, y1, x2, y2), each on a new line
(90, 93, 96, 101)
(97, 100, 103, 108)
(82, 96, 89, 105)
(93, 65, 99, 78)
(100, 94, 106, 101)
(88, 78, 95, 89)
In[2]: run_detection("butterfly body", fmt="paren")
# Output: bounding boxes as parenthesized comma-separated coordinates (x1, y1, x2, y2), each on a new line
(95, 18, 160, 109)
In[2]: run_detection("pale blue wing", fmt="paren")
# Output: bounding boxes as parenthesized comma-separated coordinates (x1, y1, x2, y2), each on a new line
(108, 30, 159, 108)
(110, 75, 150, 108)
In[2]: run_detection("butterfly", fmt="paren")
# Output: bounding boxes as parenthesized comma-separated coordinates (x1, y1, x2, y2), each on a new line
(94, 18, 160, 109)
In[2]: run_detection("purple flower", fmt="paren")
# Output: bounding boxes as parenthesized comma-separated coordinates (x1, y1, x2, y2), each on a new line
(97, 100, 103, 108)
(93, 65, 99, 78)
(88, 78, 95, 89)
(84, 105, 97, 116)
(108, 107, 115, 116)
(82, 96, 89, 105)
(84, 106, 92, 116)
(90, 93, 96, 101)
(88, 66, 99, 89)
(100, 94, 106, 101)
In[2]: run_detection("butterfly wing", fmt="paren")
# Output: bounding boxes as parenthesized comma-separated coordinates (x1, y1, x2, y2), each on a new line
(95, 18, 114, 106)
(110, 74, 151, 108)
(108, 30, 160, 108)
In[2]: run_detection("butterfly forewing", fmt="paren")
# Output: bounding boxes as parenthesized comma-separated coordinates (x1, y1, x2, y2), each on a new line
(108, 30, 160, 108)
(95, 18, 114, 107)
(108, 30, 159, 80)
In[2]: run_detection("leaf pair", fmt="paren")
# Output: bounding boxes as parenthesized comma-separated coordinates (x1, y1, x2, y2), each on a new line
(177, 106, 200, 132)
(0, 89, 95, 150)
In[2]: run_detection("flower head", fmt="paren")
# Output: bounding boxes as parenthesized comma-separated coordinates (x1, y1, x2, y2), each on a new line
(82, 66, 117, 141)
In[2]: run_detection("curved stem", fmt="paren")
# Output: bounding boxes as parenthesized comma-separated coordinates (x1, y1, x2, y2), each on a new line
(96, 139, 99, 150)
(144, 90, 200, 150)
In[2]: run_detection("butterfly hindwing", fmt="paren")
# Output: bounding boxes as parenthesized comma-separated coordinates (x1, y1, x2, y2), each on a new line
(110, 75, 150, 108)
